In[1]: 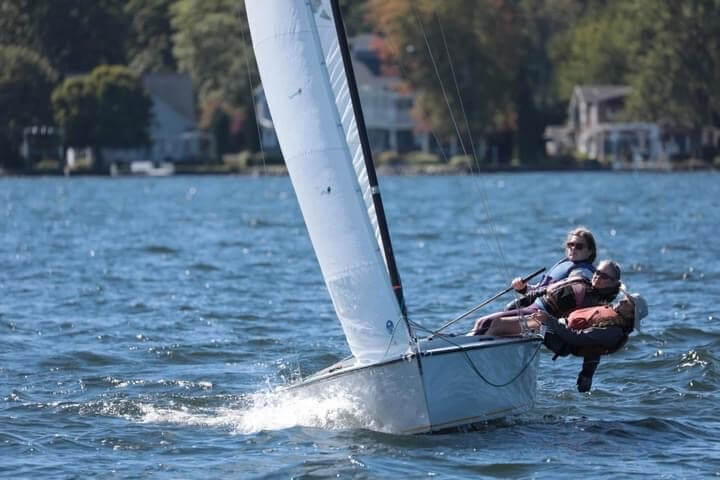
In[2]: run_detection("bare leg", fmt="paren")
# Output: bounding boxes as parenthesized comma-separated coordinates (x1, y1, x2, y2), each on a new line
(486, 316, 541, 337)
(468, 316, 491, 335)
(486, 316, 523, 336)
(468, 306, 540, 336)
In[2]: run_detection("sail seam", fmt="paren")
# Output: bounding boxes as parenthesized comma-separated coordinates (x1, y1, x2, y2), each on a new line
(324, 260, 386, 282)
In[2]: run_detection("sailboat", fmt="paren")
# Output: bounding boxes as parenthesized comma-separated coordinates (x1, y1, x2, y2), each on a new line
(246, 0, 541, 434)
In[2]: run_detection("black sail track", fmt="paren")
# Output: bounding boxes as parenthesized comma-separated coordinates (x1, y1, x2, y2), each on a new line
(329, 0, 409, 325)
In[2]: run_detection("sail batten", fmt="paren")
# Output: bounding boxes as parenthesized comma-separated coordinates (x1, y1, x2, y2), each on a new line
(246, 0, 412, 363)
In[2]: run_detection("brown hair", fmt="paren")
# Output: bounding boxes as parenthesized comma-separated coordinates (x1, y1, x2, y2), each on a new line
(566, 227, 596, 263)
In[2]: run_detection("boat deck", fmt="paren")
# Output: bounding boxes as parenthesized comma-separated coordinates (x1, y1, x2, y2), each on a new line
(295, 334, 541, 387)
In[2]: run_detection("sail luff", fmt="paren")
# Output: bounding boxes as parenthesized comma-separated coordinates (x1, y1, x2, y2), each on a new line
(328, 0, 409, 320)
(246, 0, 413, 364)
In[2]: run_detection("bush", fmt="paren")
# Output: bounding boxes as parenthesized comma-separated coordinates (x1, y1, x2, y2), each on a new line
(222, 151, 250, 170)
(248, 151, 284, 166)
(404, 151, 440, 165)
(33, 159, 61, 173)
(449, 154, 472, 170)
(375, 150, 403, 166)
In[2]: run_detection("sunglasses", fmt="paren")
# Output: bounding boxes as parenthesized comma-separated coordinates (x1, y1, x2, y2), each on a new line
(595, 271, 618, 282)
(566, 242, 586, 250)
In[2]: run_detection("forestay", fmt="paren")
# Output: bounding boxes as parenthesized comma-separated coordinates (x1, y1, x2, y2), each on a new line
(246, 0, 414, 364)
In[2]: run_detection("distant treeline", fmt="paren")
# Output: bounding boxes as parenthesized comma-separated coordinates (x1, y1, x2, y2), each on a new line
(1, 0, 719, 168)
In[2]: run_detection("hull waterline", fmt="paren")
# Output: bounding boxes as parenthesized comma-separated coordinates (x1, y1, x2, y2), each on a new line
(283, 335, 541, 434)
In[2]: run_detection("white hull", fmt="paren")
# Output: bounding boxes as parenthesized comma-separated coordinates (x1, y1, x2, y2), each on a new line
(285, 335, 541, 434)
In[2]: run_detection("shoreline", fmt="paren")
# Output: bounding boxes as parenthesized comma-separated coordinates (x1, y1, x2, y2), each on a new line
(1, 160, 716, 177)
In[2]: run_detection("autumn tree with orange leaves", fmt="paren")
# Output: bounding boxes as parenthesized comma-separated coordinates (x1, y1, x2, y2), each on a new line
(367, 0, 587, 163)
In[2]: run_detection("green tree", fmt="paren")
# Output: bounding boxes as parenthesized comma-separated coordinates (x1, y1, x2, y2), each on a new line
(171, 0, 256, 106)
(369, 0, 585, 163)
(623, 1, 720, 135)
(172, 0, 262, 153)
(507, 0, 592, 163)
(125, 0, 178, 74)
(0, 45, 58, 168)
(52, 65, 152, 153)
(51, 77, 97, 148)
(199, 100, 260, 158)
(369, 0, 502, 144)
(550, 0, 720, 158)
(339, 0, 372, 36)
(0, 0, 129, 74)
(550, 1, 633, 101)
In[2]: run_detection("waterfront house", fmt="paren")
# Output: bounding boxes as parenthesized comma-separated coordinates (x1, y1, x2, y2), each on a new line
(100, 73, 214, 171)
(255, 34, 454, 157)
(545, 84, 718, 168)
(545, 85, 665, 167)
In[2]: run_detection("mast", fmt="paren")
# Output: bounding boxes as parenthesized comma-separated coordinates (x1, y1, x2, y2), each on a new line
(329, 0, 408, 320)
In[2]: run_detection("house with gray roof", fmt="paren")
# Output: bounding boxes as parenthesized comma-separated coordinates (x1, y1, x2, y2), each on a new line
(255, 34, 445, 157)
(546, 85, 667, 168)
(101, 73, 214, 171)
(545, 84, 718, 168)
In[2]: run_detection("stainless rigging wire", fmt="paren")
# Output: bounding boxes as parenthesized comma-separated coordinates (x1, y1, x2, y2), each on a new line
(239, 6, 267, 174)
(408, 4, 518, 326)
(408, 319, 542, 388)
(434, 14, 515, 286)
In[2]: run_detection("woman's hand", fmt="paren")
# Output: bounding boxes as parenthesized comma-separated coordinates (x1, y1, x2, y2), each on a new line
(530, 311, 549, 325)
(511, 277, 527, 292)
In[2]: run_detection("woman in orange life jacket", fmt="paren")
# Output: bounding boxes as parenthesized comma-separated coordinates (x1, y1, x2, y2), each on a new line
(539, 289, 648, 392)
(482, 287, 648, 393)
(505, 227, 597, 311)
(468, 259, 622, 336)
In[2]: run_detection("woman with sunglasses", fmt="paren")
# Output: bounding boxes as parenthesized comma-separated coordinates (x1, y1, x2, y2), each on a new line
(506, 227, 597, 310)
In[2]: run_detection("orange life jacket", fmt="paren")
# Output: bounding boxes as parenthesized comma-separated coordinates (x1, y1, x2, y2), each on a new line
(567, 305, 627, 330)
(565, 305, 632, 357)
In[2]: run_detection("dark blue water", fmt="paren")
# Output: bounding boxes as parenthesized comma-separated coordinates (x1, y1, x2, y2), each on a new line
(2, 172, 719, 478)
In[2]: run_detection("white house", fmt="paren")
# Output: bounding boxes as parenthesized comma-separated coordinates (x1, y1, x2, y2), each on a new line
(544, 85, 717, 168)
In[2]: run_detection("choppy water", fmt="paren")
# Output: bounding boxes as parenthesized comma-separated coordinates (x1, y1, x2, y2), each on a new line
(2, 172, 719, 479)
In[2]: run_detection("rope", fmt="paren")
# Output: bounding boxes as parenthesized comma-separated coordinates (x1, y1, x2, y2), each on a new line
(408, 6, 515, 297)
(433, 13, 514, 286)
(410, 4, 469, 158)
(377, 7, 518, 301)
(239, 6, 267, 174)
(408, 320, 542, 388)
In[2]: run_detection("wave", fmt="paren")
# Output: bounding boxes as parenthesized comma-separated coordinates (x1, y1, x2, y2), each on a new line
(128, 384, 380, 435)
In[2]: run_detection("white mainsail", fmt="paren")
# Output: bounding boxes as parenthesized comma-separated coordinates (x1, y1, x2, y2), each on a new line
(246, 0, 413, 364)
